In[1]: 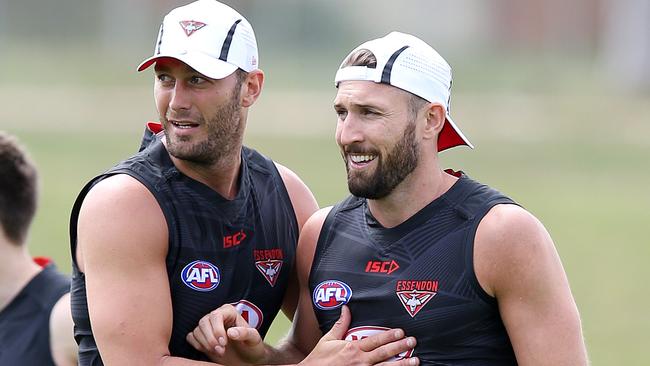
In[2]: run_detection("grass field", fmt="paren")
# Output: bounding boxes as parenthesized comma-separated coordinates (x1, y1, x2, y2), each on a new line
(3, 77, 649, 365)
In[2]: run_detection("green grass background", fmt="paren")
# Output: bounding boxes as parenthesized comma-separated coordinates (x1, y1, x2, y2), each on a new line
(2, 53, 649, 365)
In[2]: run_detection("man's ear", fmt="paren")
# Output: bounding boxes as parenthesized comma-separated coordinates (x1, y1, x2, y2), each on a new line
(422, 103, 446, 140)
(241, 70, 264, 108)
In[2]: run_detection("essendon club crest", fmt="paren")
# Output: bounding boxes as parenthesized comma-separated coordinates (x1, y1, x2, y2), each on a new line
(255, 260, 282, 287)
(396, 290, 435, 317)
(179, 20, 206, 36)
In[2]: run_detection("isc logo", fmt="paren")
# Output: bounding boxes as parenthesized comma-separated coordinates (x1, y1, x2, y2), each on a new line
(365, 260, 400, 275)
(345, 326, 414, 360)
(223, 229, 247, 248)
(312, 280, 352, 310)
(181, 260, 220, 292)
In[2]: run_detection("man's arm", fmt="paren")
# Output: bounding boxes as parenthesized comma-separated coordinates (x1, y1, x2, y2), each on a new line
(49, 293, 77, 366)
(77, 174, 217, 365)
(474, 204, 588, 366)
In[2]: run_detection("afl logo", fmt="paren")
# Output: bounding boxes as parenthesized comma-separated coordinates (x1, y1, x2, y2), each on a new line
(345, 326, 414, 360)
(312, 280, 352, 310)
(180, 260, 220, 292)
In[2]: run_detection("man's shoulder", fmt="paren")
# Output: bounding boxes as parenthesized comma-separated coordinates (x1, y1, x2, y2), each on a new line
(474, 204, 552, 293)
(81, 174, 160, 224)
(480, 204, 539, 235)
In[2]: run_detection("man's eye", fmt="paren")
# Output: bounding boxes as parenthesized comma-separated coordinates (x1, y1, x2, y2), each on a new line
(190, 76, 206, 84)
(335, 110, 348, 119)
(157, 74, 172, 83)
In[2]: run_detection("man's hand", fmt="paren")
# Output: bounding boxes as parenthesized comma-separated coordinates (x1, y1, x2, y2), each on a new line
(300, 306, 419, 366)
(186, 304, 266, 365)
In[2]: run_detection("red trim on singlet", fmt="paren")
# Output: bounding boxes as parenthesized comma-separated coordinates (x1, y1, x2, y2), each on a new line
(32, 256, 52, 268)
(444, 168, 463, 178)
(147, 121, 164, 134)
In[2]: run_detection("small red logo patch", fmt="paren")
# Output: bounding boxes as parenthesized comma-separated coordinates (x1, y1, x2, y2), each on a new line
(395, 280, 438, 317)
(179, 20, 206, 37)
(231, 300, 263, 329)
(365, 260, 400, 275)
(255, 260, 283, 287)
(223, 229, 247, 248)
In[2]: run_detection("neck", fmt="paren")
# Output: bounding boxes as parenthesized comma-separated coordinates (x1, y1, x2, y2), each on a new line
(367, 162, 457, 228)
(0, 239, 41, 311)
(171, 145, 243, 200)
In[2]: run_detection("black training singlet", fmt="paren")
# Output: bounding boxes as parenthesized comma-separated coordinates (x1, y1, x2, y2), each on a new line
(0, 264, 70, 366)
(309, 174, 518, 365)
(70, 134, 298, 364)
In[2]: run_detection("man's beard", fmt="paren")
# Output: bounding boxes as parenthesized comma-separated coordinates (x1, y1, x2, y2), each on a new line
(164, 87, 243, 166)
(345, 121, 419, 200)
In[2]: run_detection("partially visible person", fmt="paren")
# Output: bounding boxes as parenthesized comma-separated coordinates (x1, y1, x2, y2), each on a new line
(189, 32, 589, 365)
(69, 1, 415, 365)
(0, 131, 77, 366)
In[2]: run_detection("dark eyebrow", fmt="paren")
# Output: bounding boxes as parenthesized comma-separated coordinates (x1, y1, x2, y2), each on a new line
(334, 101, 378, 109)
(355, 104, 378, 110)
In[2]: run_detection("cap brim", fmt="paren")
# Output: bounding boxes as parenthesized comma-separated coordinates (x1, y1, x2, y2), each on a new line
(438, 115, 473, 152)
(137, 51, 238, 80)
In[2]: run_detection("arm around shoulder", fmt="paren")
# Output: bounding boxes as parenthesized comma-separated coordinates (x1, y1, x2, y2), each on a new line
(474, 204, 588, 366)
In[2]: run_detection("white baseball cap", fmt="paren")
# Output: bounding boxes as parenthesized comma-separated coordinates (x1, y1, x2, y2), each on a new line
(335, 32, 473, 152)
(137, 0, 258, 79)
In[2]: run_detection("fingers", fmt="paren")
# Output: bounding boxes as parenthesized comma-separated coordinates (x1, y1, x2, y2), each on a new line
(186, 303, 242, 354)
(186, 331, 202, 351)
(201, 312, 223, 350)
(321, 305, 351, 341)
(376, 356, 420, 366)
(357, 328, 404, 352)
(361, 333, 417, 364)
(226, 326, 263, 347)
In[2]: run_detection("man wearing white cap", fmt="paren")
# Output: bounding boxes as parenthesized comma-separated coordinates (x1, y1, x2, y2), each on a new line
(191, 32, 589, 365)
(69, 1, 415, 365)
(296, 32, 588, 365)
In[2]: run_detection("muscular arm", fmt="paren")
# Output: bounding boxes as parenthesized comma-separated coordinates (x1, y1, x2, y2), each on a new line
(49, 293, 77, 366)
(76, 174, 216, 366)
(475, 204, 588, 366)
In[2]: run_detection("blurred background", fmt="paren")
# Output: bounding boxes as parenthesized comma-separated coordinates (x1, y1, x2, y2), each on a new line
(1, 0, 649, 364)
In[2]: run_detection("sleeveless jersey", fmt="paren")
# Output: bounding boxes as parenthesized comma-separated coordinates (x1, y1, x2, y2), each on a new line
(0, 264, 70, 366)
(70, 134, 298, 364)
(309, 175, 518, 365)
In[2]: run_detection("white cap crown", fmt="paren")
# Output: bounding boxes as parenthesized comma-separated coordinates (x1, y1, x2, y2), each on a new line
(335, 32, 472, 152)
(138, 0, 258, 79)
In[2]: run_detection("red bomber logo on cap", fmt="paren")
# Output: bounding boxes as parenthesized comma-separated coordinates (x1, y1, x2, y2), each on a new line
(179, 20, 206, 37)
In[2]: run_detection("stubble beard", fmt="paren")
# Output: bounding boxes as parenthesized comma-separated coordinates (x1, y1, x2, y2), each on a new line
(345, 120, 419, 200)
(164, 87, 243, 166)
